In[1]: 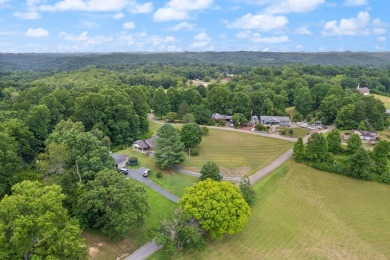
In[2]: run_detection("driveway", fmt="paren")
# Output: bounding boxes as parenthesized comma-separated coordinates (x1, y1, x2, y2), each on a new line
(126, 167, 179, 203)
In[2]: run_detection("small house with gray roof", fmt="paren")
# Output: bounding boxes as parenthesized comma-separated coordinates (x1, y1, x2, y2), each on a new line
(260, 116, 290, 126)
(133, 136, 157, 152)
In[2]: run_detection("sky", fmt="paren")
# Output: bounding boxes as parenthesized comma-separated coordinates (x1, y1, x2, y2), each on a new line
(0, 0, 389, 53)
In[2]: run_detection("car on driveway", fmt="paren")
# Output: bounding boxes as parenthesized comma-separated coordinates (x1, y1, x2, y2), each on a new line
(118, 167, 128, 174)
(143, 168, 151, 177)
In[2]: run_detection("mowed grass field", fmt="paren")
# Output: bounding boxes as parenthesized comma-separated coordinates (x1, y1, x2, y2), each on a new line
(151, 160, 390, 259)
(180, 128, 292, 176)
(372, 94, 390, 108)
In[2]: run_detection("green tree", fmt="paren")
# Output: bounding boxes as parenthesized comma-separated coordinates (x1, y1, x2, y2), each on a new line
(199, 161, 222, 181)
(179, 179, 251, 240)
(207, 85, 231, 114)
(305, 133, 328, 161)
(336, 104, 358, 130)
(347, 148, 374, 180)
(189, 104, 211, 125)
(318, 94, 339, 124)
(77, 169, 149, 238)
(180, 123, 203, 149)
(239, 176, 256, 206)
(152, 208, 205, 256)
(372, 140, 390, 174)
(327, 129, 342, 154)
(293, 136, 305, 162)
(294, 87, 312, 117)
(182, 113, 196, 123)
(152, 87, 171, 119)
(347, 133, 362, 154)
(26, 104, 51, 149)
(154, 124, 185, 169)
(0, 132, 21, 197)
(232, 113, 248, 127)
(0, 181, 87, 259)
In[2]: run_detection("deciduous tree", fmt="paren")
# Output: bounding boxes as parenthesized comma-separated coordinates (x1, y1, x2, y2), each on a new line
(180, 123, 203, 149)
(327, 129, 342, 154)
(77, 169, 149, 238)
(305, 133, 328, 161)
(0, 181, 87, 259)
(293, 136, 305, 162)
(347, 133, 362, 154)
(179, 179, 250, 240)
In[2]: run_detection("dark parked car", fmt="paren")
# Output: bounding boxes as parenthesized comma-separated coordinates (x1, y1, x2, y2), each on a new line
(118, 168, 128, 174)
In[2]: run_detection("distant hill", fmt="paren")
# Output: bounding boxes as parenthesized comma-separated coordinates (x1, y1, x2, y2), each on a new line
(1, 51, 390, 72)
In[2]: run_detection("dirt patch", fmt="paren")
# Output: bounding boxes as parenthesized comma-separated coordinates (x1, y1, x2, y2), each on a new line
(88, 247, 99, 258)
(220, 166, 250, 177)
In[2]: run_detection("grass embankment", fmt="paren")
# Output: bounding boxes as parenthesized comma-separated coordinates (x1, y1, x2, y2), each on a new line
(84, 178, 177, 260)
(151, 160, 390, 259)
(180, 128, 292, 177)
(286, 106, 299, 119)
(372, 94, 390, 108)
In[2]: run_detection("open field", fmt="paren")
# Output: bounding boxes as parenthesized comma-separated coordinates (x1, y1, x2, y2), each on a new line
(372, 94, 390, 108)
(180, 128, 292, 176)
(286, 106, 299, 119)
(84, 178, 177, 260)
(151, 160, 390, 259)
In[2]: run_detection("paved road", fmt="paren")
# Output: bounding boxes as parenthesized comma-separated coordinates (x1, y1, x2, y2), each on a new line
(173, 165, 240, 181)
(126, 167, 179, 203)
(125, 241, 162, 260)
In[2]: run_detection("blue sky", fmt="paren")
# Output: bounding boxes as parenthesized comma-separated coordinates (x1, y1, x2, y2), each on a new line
(0, 0, 388, 52)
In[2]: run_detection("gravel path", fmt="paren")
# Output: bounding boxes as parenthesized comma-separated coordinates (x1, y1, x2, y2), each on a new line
(125, 241, 162, 260)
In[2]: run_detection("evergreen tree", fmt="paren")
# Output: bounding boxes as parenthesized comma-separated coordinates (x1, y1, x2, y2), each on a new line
(293, 136, 305, 162)
(154, 124, 185, 169)
(200, 161, 222, 181)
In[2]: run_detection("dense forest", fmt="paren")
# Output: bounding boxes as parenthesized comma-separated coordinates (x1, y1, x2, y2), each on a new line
(1, 57, 390, 258)
(2, 51, 390, 72)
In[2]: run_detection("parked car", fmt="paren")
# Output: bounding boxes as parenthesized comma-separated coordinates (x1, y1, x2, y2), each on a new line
(143, 168, 151, 177)
(118, 168, 128, 174)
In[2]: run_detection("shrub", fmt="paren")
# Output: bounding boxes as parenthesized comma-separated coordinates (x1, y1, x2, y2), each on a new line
(201, 126, 209, 136)
(280, 129, 287, 135)
(157, 172, 163, 178)
(190, 148, 199, 156)
(255, 124, 267, 131)
(288, 129, 294, 136)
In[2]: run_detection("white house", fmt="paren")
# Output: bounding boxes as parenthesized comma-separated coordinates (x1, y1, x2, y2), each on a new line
(260, 116, 290, 126)
(111, 153, 129, 169)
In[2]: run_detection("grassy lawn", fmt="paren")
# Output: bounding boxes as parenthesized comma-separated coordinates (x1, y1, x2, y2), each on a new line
(180, 128, 292, 177)
(278, 127, 309, 138)
(372, 94, 390, 108)
(151, 160, 390, 259)
(286, 106, 299, 119)
(84, 178, 177, 260)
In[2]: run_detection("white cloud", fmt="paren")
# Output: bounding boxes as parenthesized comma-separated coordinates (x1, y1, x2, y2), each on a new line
(128, 1, 152, 13)
(39, 0, 152, 13)
(191, 32, 211, 48)
(228, 13, 288, 31)
(295, 26, 312, 35)
(266, 0, 325, 14)
(153, 7, 188, 21)
(236, 31, 289, 43)
(25, 27, 49, 37)
(171, 22, 196, 31)
(153, 0, 213, 22)
(0, 0, 8, 6)
(344, 0, 368, 6)
(59, 31, 113, 45)
(116, 31, 176, 50)
(14, 11, 41, 19)
(322, 11, 371, 36)
(123, 21, 135, 29)
(112, 12, 124, 19)
(377, 37, 386, 42)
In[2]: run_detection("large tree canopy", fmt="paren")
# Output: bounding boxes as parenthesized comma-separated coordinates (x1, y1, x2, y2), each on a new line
(180, 123, 203, 149)
(77, 169, 150, 238)
(179, 179, 251, 240)
(0, 181, 86, 260)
